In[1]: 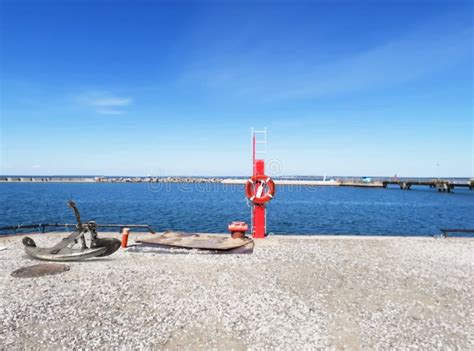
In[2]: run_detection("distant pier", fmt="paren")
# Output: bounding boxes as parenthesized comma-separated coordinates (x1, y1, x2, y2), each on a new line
(382, 179, 474, 192)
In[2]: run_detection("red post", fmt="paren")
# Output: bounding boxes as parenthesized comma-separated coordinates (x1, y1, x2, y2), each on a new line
(253, 160, 266, 238)
(121, 228, 130, 248)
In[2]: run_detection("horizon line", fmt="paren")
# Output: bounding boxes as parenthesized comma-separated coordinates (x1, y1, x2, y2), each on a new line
(1, 174, 472, 180)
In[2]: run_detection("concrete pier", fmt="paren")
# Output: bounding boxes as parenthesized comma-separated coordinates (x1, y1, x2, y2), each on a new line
(0, 232, 472, 349)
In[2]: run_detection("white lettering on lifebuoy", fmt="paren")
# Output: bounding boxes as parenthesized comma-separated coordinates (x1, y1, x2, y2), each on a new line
(256, 184, 264, 198)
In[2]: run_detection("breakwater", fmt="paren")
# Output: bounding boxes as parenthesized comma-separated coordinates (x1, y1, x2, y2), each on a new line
(0, 176, 223, 183)
(0, 176, 363, 186)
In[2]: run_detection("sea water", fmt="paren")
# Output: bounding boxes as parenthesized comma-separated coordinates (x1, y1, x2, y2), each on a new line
(0, 182, 473, 236)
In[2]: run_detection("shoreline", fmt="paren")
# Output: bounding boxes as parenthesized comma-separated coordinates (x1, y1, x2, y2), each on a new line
(0, 231, 461, 239)
(1, 176, 472, 189)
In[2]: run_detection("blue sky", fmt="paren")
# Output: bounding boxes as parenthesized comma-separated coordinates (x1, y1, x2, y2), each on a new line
(1, 0, 472, 177)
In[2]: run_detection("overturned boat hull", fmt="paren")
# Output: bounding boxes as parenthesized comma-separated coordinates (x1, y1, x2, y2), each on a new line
(136, 231, 254, 253)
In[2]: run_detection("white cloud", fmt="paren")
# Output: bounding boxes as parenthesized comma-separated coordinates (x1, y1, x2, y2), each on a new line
(77, 91, 133, 115)
(180, 13, 472, 101)
(97, 109, 127, 115)
(92, 97, 132, 107)
(32, 164, 41, 169)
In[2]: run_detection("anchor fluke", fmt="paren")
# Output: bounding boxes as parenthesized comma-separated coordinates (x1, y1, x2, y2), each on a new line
(23, 237, 36, 248)
(91, 238, 121, 257)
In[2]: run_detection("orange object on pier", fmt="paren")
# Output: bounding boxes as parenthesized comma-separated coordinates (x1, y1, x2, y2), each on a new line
(228, 221, 249, 239)
(121, 228, 130, 248)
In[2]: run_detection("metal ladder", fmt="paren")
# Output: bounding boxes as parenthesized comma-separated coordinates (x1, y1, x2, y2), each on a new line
(251, 127, 267, 172)
(250, 127, 268, 234)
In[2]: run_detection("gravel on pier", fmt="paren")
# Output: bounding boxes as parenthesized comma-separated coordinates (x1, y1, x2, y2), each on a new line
(0, 233, 472, 350)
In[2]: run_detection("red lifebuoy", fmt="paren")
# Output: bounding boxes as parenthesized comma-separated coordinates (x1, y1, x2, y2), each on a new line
(245, 175, 276, 204)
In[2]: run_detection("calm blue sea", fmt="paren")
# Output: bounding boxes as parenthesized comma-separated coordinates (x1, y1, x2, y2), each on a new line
(0, 183, 473, 236)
